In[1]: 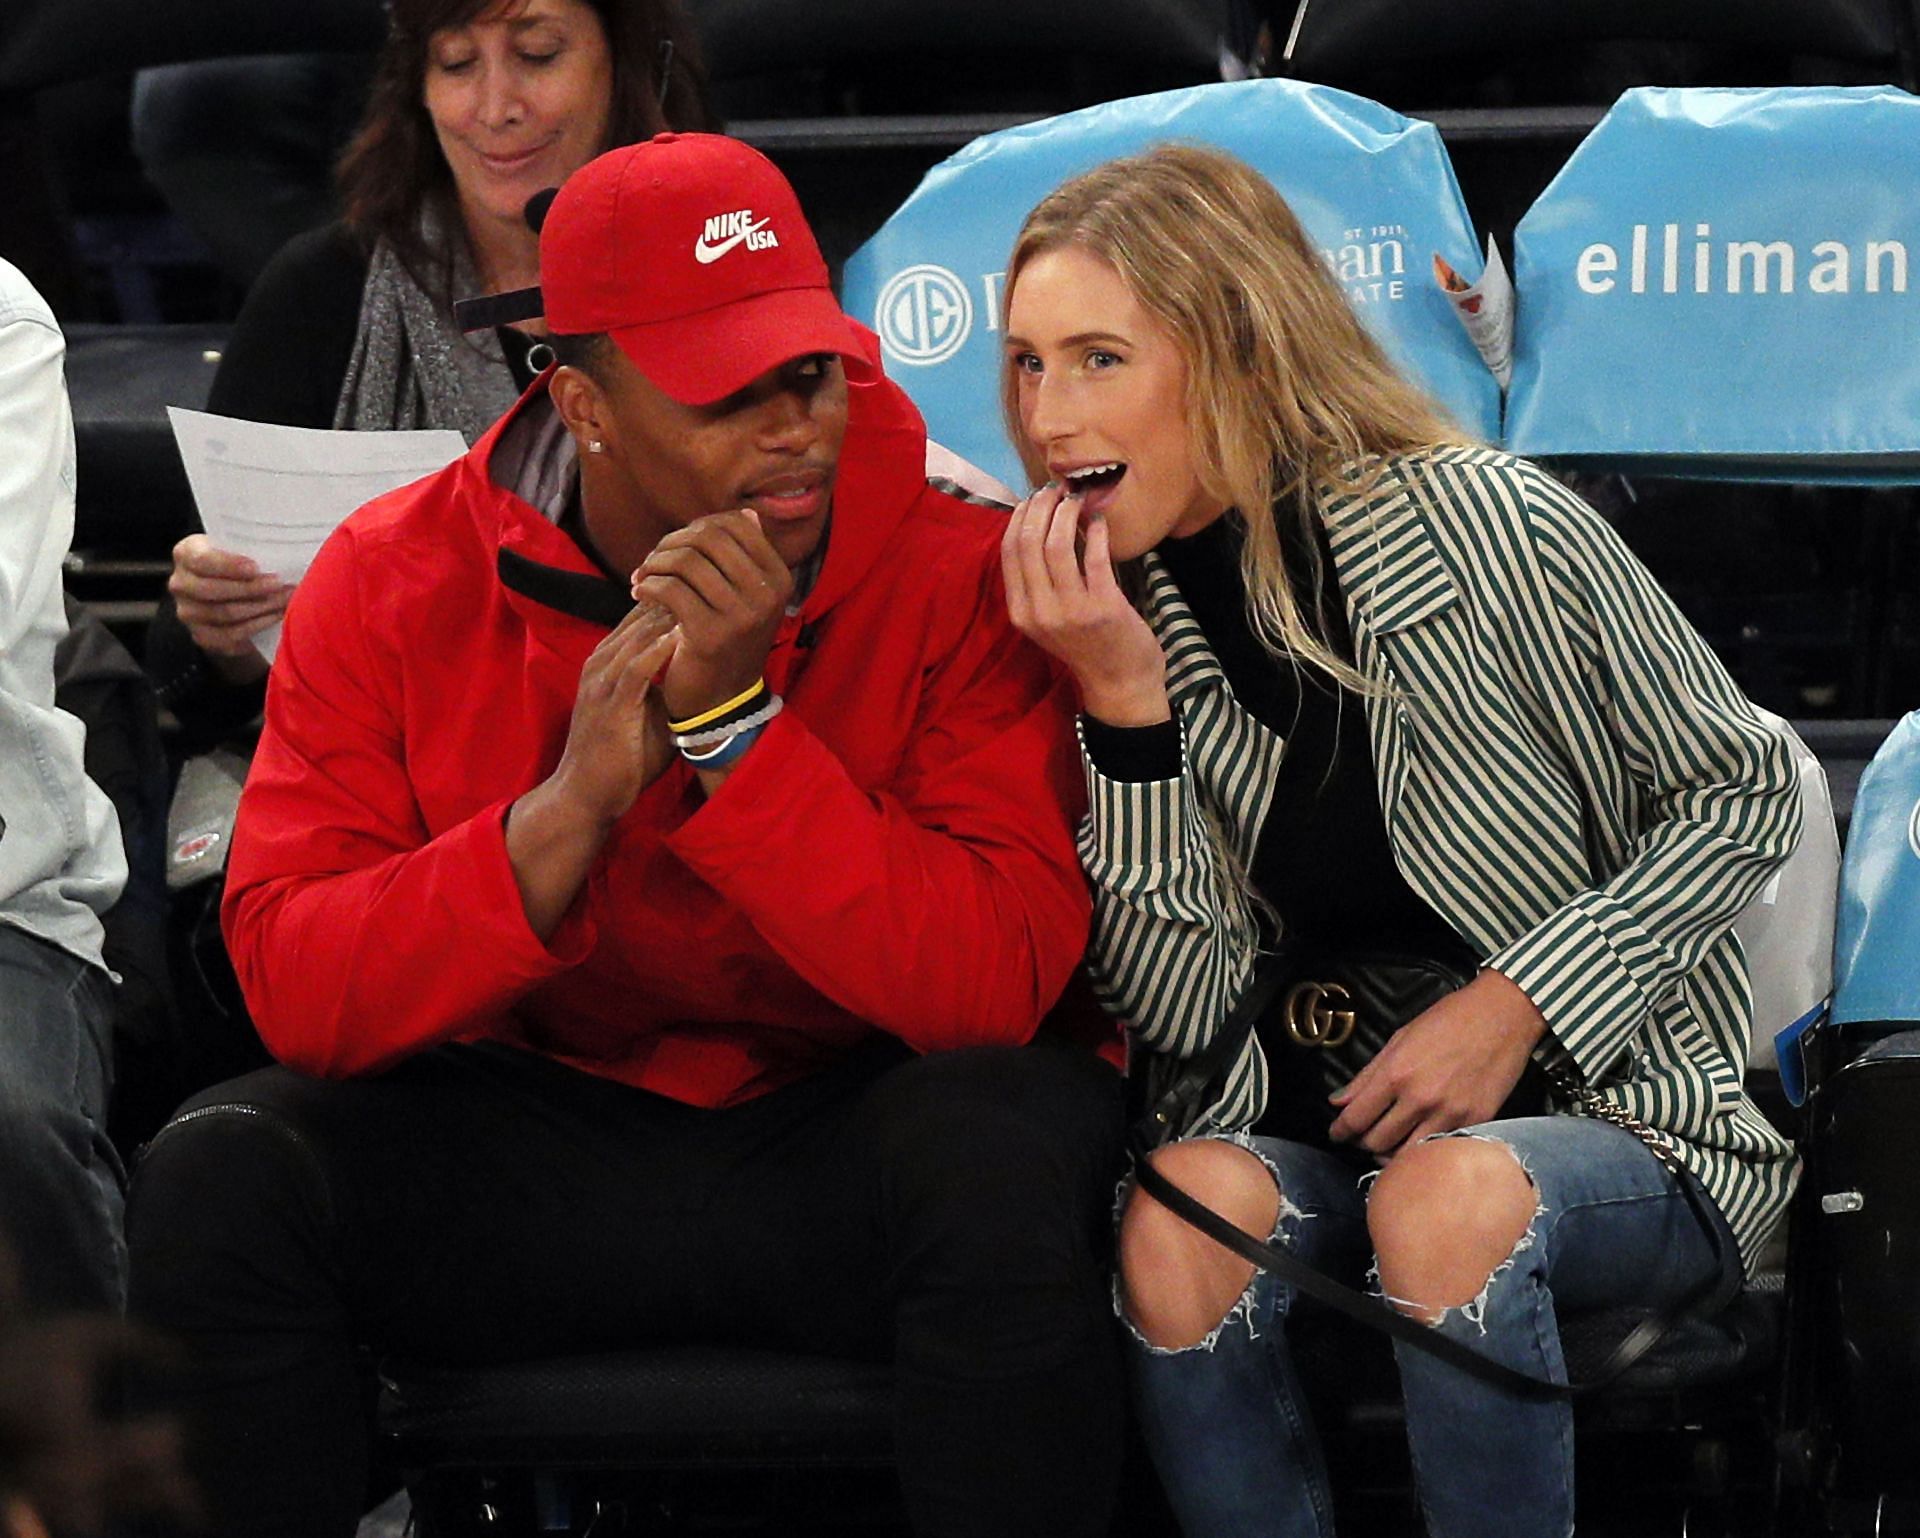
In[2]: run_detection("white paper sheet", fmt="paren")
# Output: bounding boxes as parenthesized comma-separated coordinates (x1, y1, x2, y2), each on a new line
(167, 408, 468, 661)
(1431, 236, 1515, 391)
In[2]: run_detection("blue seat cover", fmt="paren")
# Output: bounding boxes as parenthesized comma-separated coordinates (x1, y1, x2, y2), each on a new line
(1507, 86, 1920, 482)
(844, 79, 1501, 491)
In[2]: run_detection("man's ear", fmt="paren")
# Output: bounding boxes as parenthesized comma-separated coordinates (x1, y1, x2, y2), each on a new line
(547, 364, 611, 456)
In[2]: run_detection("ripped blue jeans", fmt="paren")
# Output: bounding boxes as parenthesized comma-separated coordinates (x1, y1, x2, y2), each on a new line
(1125, 1116, 1740, 1538)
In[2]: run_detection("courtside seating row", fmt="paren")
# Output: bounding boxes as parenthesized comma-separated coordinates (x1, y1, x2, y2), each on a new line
(366, 79, 1910, 1533)
(371, 743, 1847, 1536)
(15, 16, 1911, 1530)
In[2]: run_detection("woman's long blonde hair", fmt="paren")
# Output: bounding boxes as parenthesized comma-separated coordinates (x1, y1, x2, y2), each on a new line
(1001, 142, 1469, 686)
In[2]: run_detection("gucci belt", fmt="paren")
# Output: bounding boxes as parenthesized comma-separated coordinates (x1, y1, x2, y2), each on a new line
(1280, 980, 1356, 1049)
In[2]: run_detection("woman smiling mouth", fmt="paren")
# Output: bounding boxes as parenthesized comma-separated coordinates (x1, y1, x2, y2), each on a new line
(477, 139, 559, 174)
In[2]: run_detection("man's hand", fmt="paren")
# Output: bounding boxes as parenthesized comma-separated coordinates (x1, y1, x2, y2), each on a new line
(1328, 970, 1548, 1159)
(169, 533, 292, 684)
(1000, 483, 1169, 727)
(633, 510, 792, 724)
(547, 603, 680, 829)
(508, 604, 679, 941)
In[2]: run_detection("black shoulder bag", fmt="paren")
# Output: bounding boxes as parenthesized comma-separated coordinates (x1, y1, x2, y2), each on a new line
(1130, 951, 1731, 1398)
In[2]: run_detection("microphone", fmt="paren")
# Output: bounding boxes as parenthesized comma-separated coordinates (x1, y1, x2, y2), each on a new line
(523, 187, 560, 234)
(449, 187, 561, 332)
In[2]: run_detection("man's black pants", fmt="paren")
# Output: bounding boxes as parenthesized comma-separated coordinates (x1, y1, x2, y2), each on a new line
(126, 1035, 1125, 1538)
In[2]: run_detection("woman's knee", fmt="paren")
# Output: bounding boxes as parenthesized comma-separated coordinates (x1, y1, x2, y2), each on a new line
(1367, 1134, 1539, 1323)
(1118, 1139, 1280, 1351)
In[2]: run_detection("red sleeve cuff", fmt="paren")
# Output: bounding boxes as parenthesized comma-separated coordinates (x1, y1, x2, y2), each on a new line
(477, 796, 598, 969)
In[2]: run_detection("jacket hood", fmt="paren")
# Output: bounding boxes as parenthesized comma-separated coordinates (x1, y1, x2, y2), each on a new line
(461, 322, 928, 627)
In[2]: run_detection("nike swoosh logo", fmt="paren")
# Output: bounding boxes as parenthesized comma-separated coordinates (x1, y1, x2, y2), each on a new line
(694, 218, 772, 264)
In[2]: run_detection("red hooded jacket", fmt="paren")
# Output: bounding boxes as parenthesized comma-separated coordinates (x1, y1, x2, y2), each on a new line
(222, 365, 1100, 1106)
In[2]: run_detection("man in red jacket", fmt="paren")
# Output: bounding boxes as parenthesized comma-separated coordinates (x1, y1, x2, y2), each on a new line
(127, 134, 1123, 1538)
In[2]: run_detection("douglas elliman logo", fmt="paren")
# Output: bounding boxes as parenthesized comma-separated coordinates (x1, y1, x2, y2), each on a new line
(876, 265, 975, 366)
(1574, 223, 1910, 296)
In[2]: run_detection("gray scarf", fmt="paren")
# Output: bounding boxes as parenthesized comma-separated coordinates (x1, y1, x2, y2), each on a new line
(333, 212, 523, 445)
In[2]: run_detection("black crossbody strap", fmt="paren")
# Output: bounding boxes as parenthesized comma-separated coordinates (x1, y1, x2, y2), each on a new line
(1131, 1138, 1727, 1397)
(1140, 956, 1291, 1140)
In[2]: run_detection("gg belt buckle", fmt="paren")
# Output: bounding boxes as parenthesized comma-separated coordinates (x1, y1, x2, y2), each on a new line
(1281, 980, 1356, 1049)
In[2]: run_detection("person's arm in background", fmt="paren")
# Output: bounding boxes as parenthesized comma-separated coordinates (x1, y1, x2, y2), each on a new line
(205, 221, 368, 432)
(0, 259, 129, 934)
(146, 224, 370, 740)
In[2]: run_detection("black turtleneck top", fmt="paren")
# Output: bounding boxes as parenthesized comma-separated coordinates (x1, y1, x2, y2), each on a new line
(1081, 512, 1473, 966)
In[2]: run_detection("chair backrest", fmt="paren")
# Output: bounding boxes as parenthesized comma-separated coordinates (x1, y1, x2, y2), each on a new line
(1831, 710, 1920, 1030)
(0, 0, 382, 98)
(1505, 86, 1920, 483)
(63, 324, 223, 561)
(1736, 712, 1843, 1073)
(688, 0, 1233, 82)
(842, 79, 1502, 491)
(1279, 0, 1905, 81)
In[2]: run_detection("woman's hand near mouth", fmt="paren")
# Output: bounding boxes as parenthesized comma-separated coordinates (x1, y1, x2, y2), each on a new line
(1001, 481, 1170, 728)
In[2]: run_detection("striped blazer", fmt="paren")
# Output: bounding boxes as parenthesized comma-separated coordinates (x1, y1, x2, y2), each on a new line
(1082, 446, 1803, 1274)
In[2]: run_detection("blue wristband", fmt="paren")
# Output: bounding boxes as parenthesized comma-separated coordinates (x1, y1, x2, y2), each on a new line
(680, 721, 763, 771)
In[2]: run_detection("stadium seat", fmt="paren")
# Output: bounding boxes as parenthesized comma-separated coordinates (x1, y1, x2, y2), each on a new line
(63, 323, 222, 556)
(374, 1286, 1791, 1535)
(691, 0, 1238, 118)
(380, 1348, 895, 1477)
(1266, 0, 1913, 107)
(1773, 715, 1920, 1532)
(0, 0, 383, 313)
(57, 323, 223, 659)
(841, 79, 1503, 493)
(688, 0, 1243, 284)
(0, 0, 379, 98)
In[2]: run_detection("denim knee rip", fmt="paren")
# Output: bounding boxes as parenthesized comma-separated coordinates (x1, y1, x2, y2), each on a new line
(1115, 1130, 1309, 1355)
(1365, 1129, 1548, 1335)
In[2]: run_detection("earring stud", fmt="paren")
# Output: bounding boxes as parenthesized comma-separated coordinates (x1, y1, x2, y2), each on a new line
(588, 439, 604, 454)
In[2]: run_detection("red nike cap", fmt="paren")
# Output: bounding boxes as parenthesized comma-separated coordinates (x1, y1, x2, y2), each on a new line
(540, 133, 872, 405)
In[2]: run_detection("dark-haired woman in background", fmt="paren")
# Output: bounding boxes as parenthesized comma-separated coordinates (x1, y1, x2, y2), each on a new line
(150, 0, 712, 729)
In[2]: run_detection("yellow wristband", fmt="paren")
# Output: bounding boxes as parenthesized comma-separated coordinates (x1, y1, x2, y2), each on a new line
(668, 679, 767, 734)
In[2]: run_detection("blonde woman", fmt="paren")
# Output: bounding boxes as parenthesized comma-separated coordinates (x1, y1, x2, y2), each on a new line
(998, 143, 1801, 1537)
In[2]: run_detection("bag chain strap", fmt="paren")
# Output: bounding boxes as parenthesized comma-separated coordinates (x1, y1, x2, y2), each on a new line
(1555, 1071, 1687, 1178)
